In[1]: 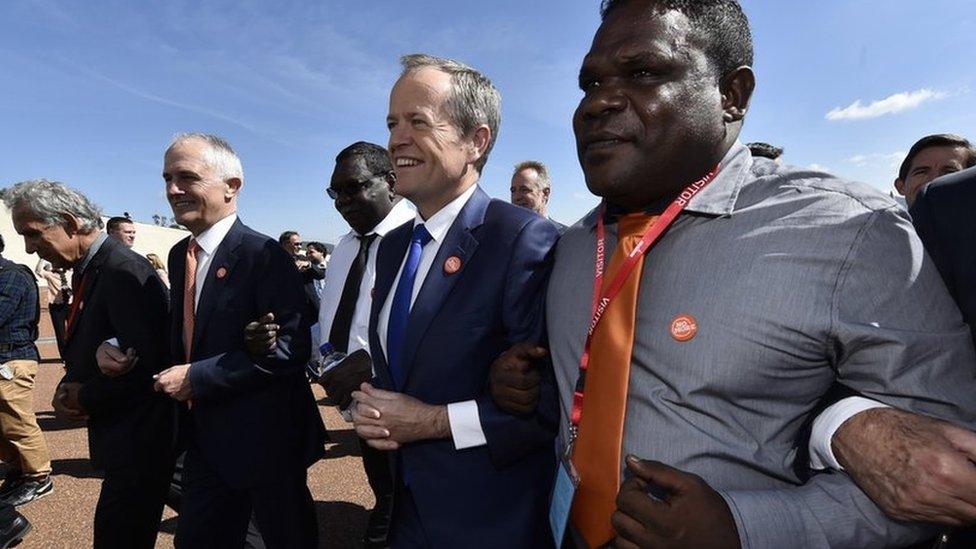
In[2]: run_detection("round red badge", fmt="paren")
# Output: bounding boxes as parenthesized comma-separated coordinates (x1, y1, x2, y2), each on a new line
(216, 266, 227, 279)
(670, 315, 698, 342)
(444, 256, 462, 274)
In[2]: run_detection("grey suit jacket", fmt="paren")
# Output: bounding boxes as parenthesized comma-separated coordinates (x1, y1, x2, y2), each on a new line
(548, 143, 976, 548)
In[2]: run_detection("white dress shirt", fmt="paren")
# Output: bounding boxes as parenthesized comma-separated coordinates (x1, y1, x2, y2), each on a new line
(189, 213, 238, 310)
(377, 184, 487, 450)
(809, 396, 891, 470)
(316, 199, 415, 359)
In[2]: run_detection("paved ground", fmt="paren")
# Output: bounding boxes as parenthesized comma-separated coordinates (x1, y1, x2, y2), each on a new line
(15, 360, 372, 548)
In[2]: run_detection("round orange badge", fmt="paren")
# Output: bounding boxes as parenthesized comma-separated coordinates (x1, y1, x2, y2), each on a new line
(444, 256, 462, 274)
(216, 266, 228, 279)
(670, 315, 698, 342)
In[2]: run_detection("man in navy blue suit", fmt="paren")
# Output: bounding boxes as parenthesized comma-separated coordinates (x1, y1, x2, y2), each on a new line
(154, 133, 326, 548)
(912, 165, 976, 343)
(350, 54, 561, 548)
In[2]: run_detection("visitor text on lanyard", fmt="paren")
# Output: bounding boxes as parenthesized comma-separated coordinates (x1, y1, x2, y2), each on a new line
(569, 166, 720, 441)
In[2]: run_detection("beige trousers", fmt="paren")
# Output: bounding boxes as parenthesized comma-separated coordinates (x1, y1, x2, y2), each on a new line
(0, 360, 52, 478)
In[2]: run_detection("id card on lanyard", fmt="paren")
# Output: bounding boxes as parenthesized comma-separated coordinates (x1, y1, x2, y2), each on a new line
(548, 166, 719, 547)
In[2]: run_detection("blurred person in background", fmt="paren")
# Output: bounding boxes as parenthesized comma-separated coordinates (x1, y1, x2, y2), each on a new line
(0, 233, 53, 509)
(146, 253, 170, 289)
(894, 134, 976, 207)
(106, 216, 136, 248)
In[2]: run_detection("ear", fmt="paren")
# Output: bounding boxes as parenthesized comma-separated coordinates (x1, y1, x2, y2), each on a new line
(468, 125, 492, 164)
(384, 171, 397, 197)
(542, 187, 551, 202)
(61, 213, 81, 235)
(224, 177, 243, 200)
(894, 178, 907, 196)
(720, 66, 756, 124)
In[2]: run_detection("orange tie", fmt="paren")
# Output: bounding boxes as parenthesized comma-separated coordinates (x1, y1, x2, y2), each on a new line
(571, 213, 658, 548)
(183, 240, 199, 362)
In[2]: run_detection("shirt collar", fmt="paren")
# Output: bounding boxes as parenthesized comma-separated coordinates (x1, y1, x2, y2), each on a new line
(76, 232, 108, 274)
(412, 184, 478, 243)
(683, 141, 752, 216)
(594, 141, 753, 227)
(362, 199, 417, 238)
(192, 213, 238, 255)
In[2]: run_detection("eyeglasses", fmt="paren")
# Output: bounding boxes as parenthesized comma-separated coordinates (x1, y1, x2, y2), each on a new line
(327, 174, 388, 200)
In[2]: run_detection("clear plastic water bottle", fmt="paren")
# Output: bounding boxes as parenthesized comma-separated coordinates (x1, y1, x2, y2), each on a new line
(310, 342, 347, 381)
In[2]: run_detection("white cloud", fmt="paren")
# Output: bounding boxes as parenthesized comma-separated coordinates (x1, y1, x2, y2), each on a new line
(846, 152, 906, 169)
(826, 89, 948, 121)
(807, 163, 831, 172)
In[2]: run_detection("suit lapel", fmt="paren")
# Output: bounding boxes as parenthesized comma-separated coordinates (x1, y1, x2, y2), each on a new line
(400, 188, 489, 388)
(191, 219, 244, 355)
(369, 221, 412, 387)
(65, 239, 113, 344)
(170, 238, 189, 361)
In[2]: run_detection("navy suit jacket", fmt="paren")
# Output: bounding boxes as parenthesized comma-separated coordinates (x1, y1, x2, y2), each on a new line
(168, 218, 326, 489)
(911, 166, 976, 343)
(369, 187, 560, 548)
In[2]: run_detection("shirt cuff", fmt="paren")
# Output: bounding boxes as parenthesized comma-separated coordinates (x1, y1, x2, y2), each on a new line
(719, 489, 806, 549)
(809, 396, 891, 471)
(446, 400, 488, 450)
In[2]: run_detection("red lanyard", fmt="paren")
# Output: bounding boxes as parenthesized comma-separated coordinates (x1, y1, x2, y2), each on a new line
(65, 272, 88, 339)
(570, 166, 719, 431)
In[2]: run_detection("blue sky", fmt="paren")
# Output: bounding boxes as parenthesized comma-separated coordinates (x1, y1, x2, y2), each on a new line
(2, 0, 974, 243)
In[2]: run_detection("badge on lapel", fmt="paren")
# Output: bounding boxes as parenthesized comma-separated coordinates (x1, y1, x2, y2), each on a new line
(444, 256, 462, 275)
(670, 314, 698, 342)
(216, 266, 228, 279)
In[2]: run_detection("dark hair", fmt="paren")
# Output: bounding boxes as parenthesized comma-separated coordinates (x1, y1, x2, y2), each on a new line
(600, 0, 754, 78)
(305, 241, 329, 255)
(747, 142, 784, 160)
(335, 141, 394, 178)
(899, 134, 976, 181)
(106, 216, 133, 232)
(0, 233, 4, 254)
(278, 230, 299, 245)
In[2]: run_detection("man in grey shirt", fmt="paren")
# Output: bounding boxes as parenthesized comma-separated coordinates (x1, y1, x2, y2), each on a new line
(491, 1, 976, 547)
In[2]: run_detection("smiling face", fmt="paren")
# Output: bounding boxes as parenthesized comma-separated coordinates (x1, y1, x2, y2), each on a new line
(574, 3, 740, 211)
(510, 168, 550, 214)
(895, 145, 972, 206)
(387, 67, 483, 218)
(163, 139, 240, 235)
(284, 234, 302, 256)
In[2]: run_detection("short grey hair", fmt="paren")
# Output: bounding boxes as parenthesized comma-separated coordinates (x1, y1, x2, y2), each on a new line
(513, 160, 551, 189)
(399, 53, 501, 173)
(2, 179, 104, 233)
(166, 132, 244, 182)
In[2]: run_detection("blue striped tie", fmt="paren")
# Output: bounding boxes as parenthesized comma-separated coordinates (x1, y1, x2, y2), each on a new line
(386, 224, 433, 389)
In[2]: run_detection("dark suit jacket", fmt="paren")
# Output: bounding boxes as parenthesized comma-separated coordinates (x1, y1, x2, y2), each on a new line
(301, 263, 325, 322)
(58, 236, 176, 471)
(369, 188, 560, 548)
(168, 219, 326, 489)
(911, 166, 976, 343)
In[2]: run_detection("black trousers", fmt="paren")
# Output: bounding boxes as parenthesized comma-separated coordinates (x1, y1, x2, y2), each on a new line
(174, 449, 318, 549)
(93, 459, 174, 549)
(360, 437, 393, 503)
